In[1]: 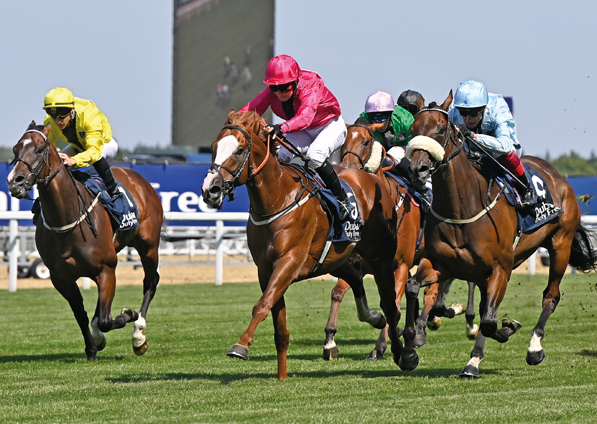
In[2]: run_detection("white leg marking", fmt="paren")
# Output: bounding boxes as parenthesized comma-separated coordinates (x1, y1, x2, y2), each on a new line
(324, 340, 337, 349)
(91, 317, 105, 346)
(466, 356, 482, 368)
(528, 332, 543, 353)
(449, 303, 466, 315)
(133, 315, 147, 348)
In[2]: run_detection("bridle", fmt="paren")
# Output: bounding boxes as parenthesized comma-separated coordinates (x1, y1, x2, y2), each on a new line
(209, 124, 271, 202)
(341, 123, 375, 170)
(10, 129, 62, 191)
(416, 107, 464, 174)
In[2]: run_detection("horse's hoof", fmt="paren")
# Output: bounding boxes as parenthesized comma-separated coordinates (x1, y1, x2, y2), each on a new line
(86, 353, 96, 361)
(526, 349, 545, 366)
(367, 349, 384, 360)
(466, 324, 479, 340)
(449, 303, 466, 315)
(134, 341, 149, 356)
(398, 351, 419, 371)
(227, 344, 249, 360)
(502, 318, 522, 332)
(323, 346, 339, 361)
(121, 308, 139, 322)
(427, 316, 441, 331)
(459, 365, 480, 378)
(96, 335, 107, 352)
(413, 334, 427, 348)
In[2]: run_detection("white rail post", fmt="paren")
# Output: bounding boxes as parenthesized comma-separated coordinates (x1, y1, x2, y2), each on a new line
(8, 197, 20, 292)
(215, 219, 224, 286)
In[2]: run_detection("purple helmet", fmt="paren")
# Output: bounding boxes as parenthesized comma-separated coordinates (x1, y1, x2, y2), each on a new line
(364, 91, 394, 113)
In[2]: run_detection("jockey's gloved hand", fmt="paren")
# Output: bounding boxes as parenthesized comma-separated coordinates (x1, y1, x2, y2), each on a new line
(457, 124, 474, 140)
(268, 124, 283, 139)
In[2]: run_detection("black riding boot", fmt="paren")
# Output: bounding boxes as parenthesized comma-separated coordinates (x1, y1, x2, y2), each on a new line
(316, 161, 353, 220)
(516, 171, 537, 207)
(93, 158, 120, 197)
(390, 156, 432, 210)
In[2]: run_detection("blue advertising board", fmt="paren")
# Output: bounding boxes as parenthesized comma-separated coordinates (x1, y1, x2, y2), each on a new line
(0, 163, 251, 226)
(0, 162, 594, 225)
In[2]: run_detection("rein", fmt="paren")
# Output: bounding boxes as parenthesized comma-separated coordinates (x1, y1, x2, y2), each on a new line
(11, 129, 62, 190)
(15, 129, 99, 236)
(341, 123, 375, 170)
(416, 107, 503, 225)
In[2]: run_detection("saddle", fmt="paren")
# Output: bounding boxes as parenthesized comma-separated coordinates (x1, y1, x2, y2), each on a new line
(466, 147, 562, 233)
(285, 163, 363, 243)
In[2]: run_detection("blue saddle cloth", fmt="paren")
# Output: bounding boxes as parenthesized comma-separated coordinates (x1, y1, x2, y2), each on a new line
(496, 167, 562, 233)
(301, 167, 364, 243)
(73, 168, 140, 231)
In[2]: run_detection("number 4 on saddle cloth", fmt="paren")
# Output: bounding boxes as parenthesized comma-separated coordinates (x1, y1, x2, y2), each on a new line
(31, 167, 140, 232)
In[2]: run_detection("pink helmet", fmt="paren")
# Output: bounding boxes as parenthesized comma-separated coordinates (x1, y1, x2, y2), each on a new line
(364, 91, 395, 113)
(263, 55, 301, 85)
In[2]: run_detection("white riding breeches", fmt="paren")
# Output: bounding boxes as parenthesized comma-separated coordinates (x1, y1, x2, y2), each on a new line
(278, 117, 347, 168)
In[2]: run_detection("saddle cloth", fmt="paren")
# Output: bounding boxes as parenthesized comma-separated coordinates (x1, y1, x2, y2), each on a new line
(302, 167, 364, 243)
(73, 168, 140, 231)
(497, 167, 563, 233)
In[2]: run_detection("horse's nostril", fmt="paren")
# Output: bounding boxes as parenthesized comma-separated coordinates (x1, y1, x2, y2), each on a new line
(208, 186, 221, 196)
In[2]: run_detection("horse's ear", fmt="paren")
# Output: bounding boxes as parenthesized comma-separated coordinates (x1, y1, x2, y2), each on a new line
(440, 90, 453, 111)
(416, 96, 425, 112)
(27, 120, 36, 130)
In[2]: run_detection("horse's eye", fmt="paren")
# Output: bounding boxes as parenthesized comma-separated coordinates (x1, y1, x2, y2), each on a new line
(236, 147, 245, 155)
(36, 146, 44, 154)
(437, 126, 447, 136)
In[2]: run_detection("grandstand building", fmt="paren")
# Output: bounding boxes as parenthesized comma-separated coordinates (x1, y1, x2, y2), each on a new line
(172, 0, 274, 150)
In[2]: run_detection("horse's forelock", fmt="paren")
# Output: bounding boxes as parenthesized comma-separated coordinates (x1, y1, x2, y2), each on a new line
(428, 101, 438, 108)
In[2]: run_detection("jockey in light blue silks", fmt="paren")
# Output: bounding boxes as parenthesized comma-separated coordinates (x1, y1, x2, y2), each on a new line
(449, 80, 536, 206)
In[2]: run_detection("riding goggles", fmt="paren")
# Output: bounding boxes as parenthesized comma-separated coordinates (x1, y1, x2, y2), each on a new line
(47, 107, 72, 119)
(370, 113, 391, 123)
(457, 107, 484, 117)
(269, 82, 294, 93)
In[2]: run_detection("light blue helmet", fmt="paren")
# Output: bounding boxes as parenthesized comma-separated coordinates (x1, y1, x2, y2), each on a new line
(454, 80, 488, 108)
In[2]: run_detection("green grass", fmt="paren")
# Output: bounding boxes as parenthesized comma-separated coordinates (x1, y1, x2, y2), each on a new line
(1, 273, 597, 423)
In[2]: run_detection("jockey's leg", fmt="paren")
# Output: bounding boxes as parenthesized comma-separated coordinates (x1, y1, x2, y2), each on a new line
(497, 151, 536, 206)
(93, 158, 119, 197)
(316, 161, 353, 219)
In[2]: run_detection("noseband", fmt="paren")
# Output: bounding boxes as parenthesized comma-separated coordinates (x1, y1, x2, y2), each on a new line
(341, 123, 376, 170)
(209, 124, 265, 202)
(10, 129, 61, 189)
(416, 108, 464, 173)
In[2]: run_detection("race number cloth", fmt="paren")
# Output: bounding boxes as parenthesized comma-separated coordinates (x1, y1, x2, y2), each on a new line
(497, 167, 563, 233)
(74, 168, 140, 231)
(308, 171, 363, 243)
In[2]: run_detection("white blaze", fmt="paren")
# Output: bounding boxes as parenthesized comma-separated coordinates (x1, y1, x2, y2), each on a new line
(201, 135, 239, 191)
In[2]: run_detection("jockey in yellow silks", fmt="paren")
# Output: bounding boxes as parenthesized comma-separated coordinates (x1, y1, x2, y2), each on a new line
(43, 87, 120, 197)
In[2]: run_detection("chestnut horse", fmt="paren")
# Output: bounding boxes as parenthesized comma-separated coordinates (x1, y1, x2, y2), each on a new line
(400, 93, 597, 377)
(201, 110, 400, 380)
(7, 122, 163, 360)
(323, 122, 478, 360)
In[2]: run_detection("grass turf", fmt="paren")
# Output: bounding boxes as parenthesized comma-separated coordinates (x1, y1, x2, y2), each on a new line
(1, 273, 597, 423)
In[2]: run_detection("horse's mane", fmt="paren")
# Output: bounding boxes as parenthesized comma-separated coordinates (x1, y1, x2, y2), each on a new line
(353, 116, 369, 126)
(227, 110, 277, 155)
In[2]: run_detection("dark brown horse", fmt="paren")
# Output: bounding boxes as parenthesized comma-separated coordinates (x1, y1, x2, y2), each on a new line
(7, 122, 163, 360)
(323, 122, 478, 360)
(201, 110, 400, 380)
(400, 93, 597, 377)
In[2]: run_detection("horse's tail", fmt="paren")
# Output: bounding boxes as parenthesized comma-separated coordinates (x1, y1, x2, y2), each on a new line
(568, 221, 597, 272)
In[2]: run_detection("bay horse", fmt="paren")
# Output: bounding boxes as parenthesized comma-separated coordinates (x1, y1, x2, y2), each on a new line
(201, 110, 400, 380)
(323, 122, 477, 361)
(400, 92, 597, 377)
(7, 122, 163, 360)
